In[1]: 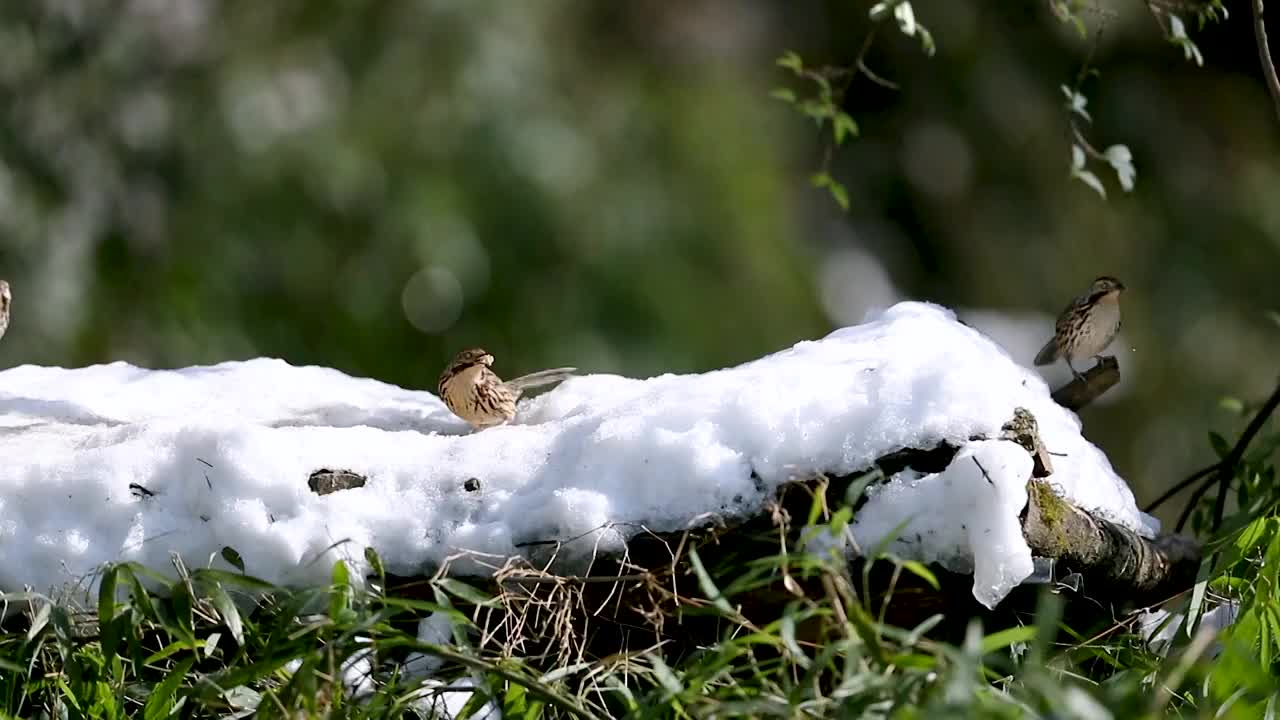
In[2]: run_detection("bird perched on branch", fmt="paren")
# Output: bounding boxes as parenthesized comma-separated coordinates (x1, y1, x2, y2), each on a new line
(438, 348, 576, 430)
(1034, 276, 1126, 379)
(0, 280, 10, 343)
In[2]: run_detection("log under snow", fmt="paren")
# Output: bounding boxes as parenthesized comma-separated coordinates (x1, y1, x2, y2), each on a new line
(0, 302, 1158, 608)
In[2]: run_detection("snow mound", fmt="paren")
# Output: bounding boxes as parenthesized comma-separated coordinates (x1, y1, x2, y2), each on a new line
(0, 301, 1158, 607)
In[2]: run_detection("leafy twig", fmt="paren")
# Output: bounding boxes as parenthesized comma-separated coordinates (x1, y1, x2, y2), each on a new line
(1253, 0, 1280, 124)
(854, 27, 899, 90)
(1145, 378, 1280, 532)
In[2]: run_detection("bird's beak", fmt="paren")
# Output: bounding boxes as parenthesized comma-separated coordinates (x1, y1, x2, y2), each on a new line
(483, 354, 494, 366)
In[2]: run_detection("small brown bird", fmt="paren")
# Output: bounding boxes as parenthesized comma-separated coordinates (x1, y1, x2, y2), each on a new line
(0, 280, 10, 343)
(438, 348, 577, 430)
(1034, 276, 1126, 379)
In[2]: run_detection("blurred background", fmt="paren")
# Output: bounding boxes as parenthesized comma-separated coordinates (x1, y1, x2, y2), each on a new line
(0, 1, 1276, 526)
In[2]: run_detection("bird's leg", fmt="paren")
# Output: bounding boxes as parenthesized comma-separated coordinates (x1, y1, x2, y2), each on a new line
(1066, 358, 1083, 381)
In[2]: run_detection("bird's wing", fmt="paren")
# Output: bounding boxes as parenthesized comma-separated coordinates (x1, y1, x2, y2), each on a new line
(1033, 337, 1059, 366)
(504, 367, 577, 393)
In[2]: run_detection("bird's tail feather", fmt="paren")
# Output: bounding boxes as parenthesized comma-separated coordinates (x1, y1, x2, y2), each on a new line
(505, 367, 577, 393)
(1033, 339, 1058, 366)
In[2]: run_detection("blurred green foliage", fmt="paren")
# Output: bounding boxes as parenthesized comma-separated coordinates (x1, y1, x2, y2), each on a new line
(0, 0, 828, 385)
(0, 0, 1279, 516)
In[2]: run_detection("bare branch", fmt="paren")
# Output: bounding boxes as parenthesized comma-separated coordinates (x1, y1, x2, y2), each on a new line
(1253, 0, 1280, 124)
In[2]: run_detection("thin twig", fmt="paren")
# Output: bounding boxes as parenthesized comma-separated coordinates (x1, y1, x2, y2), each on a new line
(1064, 22, 1108, 155)
(1143, 463, 1214, 514)
(499, 574, 653, 585)
(1211, 378, 1280, 529)
(1253, 0, 1280, 124)
(854, 27, 899, 90)
(1151, 378, 1280, 531)
(1174, 468, 1218, 533)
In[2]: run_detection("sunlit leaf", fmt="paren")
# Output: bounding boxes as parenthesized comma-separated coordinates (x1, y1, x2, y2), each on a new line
(689, 547, 734, 614)
(1072, 168, 1107, 198)
(436, 578, 501, 608)
(206, 582, 245, 646)
(770, 87, 797, 104)
(1071, 144, 1086, 171)
(144, 657, 194, 720)
(1209, 431, 1231, 459)
(1061, 85, 1092, 122)
(776, 50, 803, 74)
(1104, 144, 1136, 191)
(1186, 555, 1215, 635)
(981, 625, 1037, 654)
(899, 560, 940, 590)
(894, 2, 917, 36)
(834, 112, 858, 145)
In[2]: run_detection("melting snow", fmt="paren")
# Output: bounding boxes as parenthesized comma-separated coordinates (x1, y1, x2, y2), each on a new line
(0, 301, 1158, 607)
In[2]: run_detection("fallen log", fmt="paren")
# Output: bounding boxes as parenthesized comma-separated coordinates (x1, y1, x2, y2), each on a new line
(382, 405, 1201, 662)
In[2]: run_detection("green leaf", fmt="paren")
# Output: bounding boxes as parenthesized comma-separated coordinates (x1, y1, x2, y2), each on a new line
(829, 506, 854, 535)
(1061, 86, 1092, 122)
(915, 25, 936, 56)
(458, 683, 494, 719)
(203, 632, 221, 659)
(981, 625, 1037, 653)
(1072, 168, 1107, 198)
(1104, 144, 1136, 191)
(205, 581, 245, 647)
(330, 560, 351, 618)
(834, 112, 858, 145)
(893, 2, 917, 35)
(805, 483, 828, 527)
(119, 565, 160, 622)
(899, 560, 940, 590)
(798, 99, 835, 123)
(1209, 431, 1231, 459)
(868, 1, 894, 22)
(378, 595, 467, 621)
(688, 547, 734, 614)
(826, 179, 850, 210)
(776, 50, 803, 74)
(770, 87, 797, 104)
(1186, 554, 1215, 635)
(503, 681, 529, 716)
(436, 578, 500, 608)
(98, 564, 119, 627)
(1220, 396, 1246, 414)
(143, 657, 194, 720)
(26, 602, 50, 643)
(762, 86, 793, 103)
(1265, 604, 1280, 658)
(144, 639, 202, 665)
(844, 468, 882, 505)
(189, 568, 276, 592)
(220, 546, 245, 573)
(845, 596, 889, 666)
(780, 610, 812, 669)
(648, 654, 684, 695)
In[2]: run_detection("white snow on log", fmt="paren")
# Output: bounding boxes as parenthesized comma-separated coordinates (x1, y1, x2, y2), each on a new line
(849, 440, 1035, 609)
(0, 301, 1158, 607)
